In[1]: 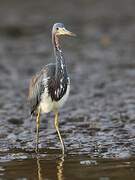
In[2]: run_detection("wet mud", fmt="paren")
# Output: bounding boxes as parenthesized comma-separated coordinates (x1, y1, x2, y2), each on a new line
(0, 0, 135, 179)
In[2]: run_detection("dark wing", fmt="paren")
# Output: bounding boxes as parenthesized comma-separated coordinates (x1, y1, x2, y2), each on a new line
(28, 64, 55, 115)
(28, 71, 44, 115)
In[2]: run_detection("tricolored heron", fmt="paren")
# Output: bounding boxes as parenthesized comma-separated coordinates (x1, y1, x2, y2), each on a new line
(28, 23, 75, 154)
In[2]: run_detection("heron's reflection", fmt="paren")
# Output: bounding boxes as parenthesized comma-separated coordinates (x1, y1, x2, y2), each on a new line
(36, 154, 64, 180)
(37, 155, 43, 180)
(57, 155, 64, 180)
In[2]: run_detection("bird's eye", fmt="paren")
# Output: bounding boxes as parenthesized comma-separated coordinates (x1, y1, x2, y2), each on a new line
(56, 27, 59, 30)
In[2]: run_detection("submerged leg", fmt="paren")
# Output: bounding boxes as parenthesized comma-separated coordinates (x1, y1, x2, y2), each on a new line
(36, 108, 41, 153)
(54, 112, 65, 155)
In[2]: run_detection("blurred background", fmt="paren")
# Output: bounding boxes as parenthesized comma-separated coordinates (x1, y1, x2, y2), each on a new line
(0, 0, 135, 179)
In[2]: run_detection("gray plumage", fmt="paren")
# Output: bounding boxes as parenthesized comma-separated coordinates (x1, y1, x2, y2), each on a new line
(28, 63, 69, 115)
(28, 23, 75, 115)
(28, 23, 75, 154)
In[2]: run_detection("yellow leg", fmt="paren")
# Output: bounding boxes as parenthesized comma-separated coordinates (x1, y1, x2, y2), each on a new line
(36, 109, 40, 153)
(54, 112, 65, 155)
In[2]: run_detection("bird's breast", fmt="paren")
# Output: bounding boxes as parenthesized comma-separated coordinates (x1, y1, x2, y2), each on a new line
(39, 81, 70, 113)
(47, 76, 70, 102)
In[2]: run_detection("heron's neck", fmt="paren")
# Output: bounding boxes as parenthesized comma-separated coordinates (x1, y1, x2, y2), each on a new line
(52, 34, 67, 77)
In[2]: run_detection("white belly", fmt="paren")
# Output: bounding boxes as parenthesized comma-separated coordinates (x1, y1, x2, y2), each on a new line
(39, 84, 70, 113)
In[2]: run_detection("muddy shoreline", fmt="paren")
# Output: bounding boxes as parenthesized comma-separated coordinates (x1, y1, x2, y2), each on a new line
(0, 0, 135, 179)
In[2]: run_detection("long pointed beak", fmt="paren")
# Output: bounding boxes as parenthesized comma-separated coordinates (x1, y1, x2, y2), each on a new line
(64, 29, 76, 36)
(59, 28, 76, 36)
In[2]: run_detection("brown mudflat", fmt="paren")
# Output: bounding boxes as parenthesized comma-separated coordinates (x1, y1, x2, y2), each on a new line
(0, 0, 135, 179)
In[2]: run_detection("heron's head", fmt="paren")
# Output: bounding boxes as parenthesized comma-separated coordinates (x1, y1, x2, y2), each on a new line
(52, 23, 76, 37)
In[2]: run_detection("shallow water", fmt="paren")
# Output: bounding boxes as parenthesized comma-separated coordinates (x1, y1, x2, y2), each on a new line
(0, 0, 135, 179)
(1, 153, 135, 180)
